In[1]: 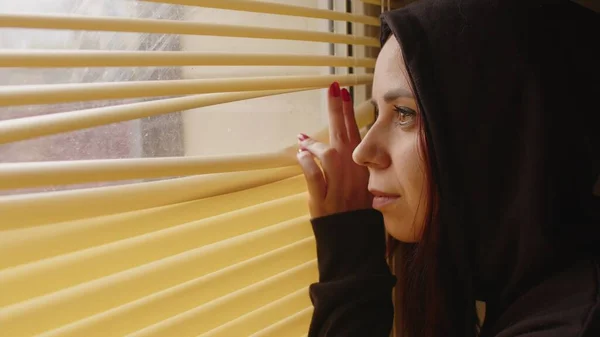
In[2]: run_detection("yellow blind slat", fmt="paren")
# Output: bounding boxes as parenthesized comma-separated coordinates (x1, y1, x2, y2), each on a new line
(0, 175, 306, 270)
(128, 260, 318, 337)
(0, 51, 376, 68)
(0, 152, 298, 190)
(0, 102, 373, 191)
(0, 168, 301, 230)
(36, 239, 316, 337)
(200, 287, 311, 337)
(0, 89, 305, 145)
(0, 217, 314, 336)
(252, 307, 315, 337)
(0, 13, 380, 46)
(358, 0, 382, 5)
(0, 88, 373, 147)
(0, 74, 373, 107)
(144, 0, 380, 26)
(0, 194, 308, 306)
(0, 91, 371, 155)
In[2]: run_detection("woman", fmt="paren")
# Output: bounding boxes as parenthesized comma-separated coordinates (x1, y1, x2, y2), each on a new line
(296, 0, 599, 336)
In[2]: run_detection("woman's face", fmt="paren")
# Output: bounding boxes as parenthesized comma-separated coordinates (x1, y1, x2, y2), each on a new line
(352, 38, 428, 243)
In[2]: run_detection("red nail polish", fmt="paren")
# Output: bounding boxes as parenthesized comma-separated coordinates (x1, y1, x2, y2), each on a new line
(298, 133, 309, 141)
(329, 82, 340, 97)
(341, 88, 351, 102)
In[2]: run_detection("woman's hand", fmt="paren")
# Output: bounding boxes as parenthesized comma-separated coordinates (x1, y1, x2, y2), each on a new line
(296, 82, 372, 218)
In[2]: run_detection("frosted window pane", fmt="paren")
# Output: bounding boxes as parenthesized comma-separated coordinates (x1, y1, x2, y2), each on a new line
(0, 0, 341, 193)
(0, 1, 185, 193)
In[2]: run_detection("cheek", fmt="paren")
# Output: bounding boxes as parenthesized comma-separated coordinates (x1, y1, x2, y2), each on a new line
(391, 135, 425, 203)
(385, 134, 427, 242)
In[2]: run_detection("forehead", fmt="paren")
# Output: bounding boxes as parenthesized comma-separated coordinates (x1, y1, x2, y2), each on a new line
(372, 37, 411, 99)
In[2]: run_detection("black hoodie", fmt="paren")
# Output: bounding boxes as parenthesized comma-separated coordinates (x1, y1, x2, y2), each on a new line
(307, 0, 599, 336)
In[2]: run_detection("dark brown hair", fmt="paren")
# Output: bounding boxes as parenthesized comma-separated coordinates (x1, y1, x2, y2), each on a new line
(386, 107, 480, 337)
(382, 31, 479, 337)
(386, 108, 447, 337)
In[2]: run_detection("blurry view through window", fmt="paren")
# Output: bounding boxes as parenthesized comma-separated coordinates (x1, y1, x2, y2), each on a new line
(0, 0, 338, 192)
(0, 1, 184, 167)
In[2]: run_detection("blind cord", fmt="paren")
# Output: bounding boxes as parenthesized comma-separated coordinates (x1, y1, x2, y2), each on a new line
(381, 0, 391, 12)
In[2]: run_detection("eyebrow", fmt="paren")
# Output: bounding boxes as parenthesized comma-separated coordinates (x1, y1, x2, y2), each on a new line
(370, 88, 413, 106)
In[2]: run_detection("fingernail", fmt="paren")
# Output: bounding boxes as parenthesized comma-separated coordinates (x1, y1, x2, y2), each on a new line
(298, 133, 309, 141)
(329, 82, 340, 97)
(341, 88, 351, 102)
(298, 148, 307, 153)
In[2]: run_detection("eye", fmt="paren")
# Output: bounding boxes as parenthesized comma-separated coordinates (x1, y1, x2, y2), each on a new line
(393, 105, 417, 127)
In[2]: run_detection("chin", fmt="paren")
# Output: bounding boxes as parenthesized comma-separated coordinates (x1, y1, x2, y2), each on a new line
(383, 216, 421, 243)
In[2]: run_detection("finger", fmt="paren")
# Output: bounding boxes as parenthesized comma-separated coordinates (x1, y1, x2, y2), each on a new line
(341, 88, 361, 145)
(327, 82, 348, 147)
(299, 135, 341, 196)
(296, 149, 326, 200)
(299, 136, 337, 164)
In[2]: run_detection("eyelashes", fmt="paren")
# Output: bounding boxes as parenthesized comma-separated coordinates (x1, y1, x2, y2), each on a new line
(371, 104, 417, 130)
(393, 105, 417, 127)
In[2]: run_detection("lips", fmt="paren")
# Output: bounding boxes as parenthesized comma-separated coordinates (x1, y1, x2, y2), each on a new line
(369, 189, 400, 210)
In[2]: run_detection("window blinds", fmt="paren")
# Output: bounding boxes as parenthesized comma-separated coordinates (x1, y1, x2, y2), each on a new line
(0, 1, 378, 336)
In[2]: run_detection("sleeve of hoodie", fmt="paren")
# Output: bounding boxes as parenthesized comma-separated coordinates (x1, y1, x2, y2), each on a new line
(307, 209, 397, 337)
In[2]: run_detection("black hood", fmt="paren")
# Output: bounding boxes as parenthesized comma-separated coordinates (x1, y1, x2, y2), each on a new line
(381, 0, 599, 323)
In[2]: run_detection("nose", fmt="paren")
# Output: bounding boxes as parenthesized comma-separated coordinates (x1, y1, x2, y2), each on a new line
(352, 127, 391, 169)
